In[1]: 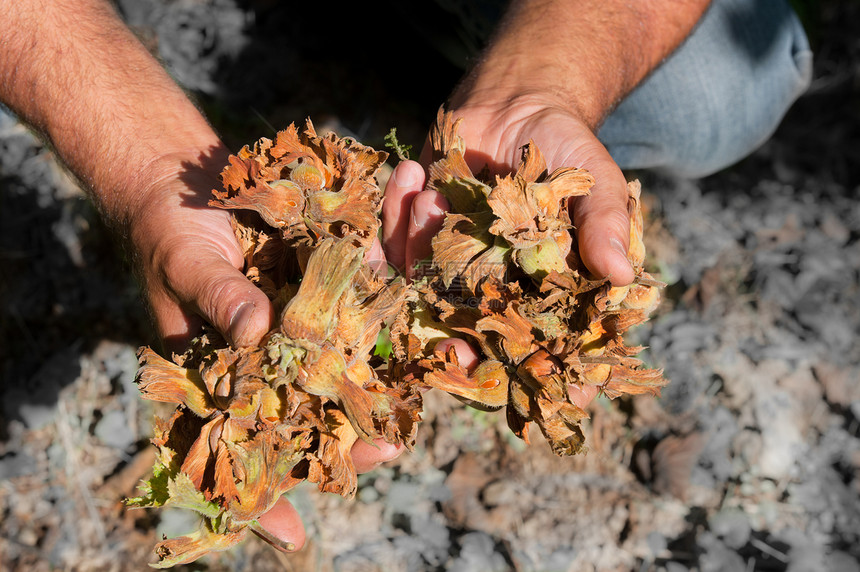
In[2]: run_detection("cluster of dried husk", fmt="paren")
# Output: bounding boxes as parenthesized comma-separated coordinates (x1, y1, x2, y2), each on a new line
(393, 111, 666, 457)
(129, 110, 666, 567)
(128, 122, 420, 567)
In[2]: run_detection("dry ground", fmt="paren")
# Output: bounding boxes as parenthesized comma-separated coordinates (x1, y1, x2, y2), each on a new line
(1, 1, 858, 571)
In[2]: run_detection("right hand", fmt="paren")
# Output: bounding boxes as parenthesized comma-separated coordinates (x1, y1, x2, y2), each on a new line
(128, 149, 408, 549)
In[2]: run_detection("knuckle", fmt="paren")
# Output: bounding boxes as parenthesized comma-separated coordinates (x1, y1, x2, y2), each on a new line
(195, 274, 245, 328)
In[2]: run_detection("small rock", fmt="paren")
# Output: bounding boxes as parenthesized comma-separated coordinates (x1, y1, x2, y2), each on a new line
(482, 479, 519, 508)
(357, 485, 380, 504)
(0, 451, 38, 480)
(17, 526, 39, 547)
(46, 442, 66, 468)
(819, 212, 850, 245)
(651, 432, 706, 500)
(850, 401, 860, 422)
(448, 532, 508, 572)
(698, 531, 747, 572)
(544, 547, 578, 572)
(754, 378, 805, 479)
(371, 466, 393, 494)
(826, 551, 860, 572)
(425, 481, 452, 504)
(16, 400, 59, 432)
(94, 409, 136, 450)
(780, 527, 826, 572)
(157, 508, 201, 539)
(403, 514, 449, 567)
(709, 510, 751, 549)
(733, 429, 763, 474)
(646, 531, 667, 555)
(386, 481, 422, 515)
(814, 362, 856, 407)
(337, 540, 418, 572)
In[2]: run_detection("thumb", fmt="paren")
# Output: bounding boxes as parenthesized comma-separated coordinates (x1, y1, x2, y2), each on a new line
(381, 160, 426, 271)
(150, 249, 274, 352)
(568, 154, 634, 286)
(188, 256, 274, 347)
(573, 194, 635, 286)
(253, 497, 306, 552)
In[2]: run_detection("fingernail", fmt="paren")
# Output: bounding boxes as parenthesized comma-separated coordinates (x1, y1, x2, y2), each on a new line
(609, 237, 629, 260)
(393, 162, 419, 188)
(412, 202, 445, 230)
(229, 302, 256, 347)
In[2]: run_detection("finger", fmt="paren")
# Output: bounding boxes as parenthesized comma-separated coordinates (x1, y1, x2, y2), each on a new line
(569, 161, 634, 286)
(365, 236, 387, 275)
(255, 438, 406, 552)
(405, 189, 449, 280)
(155, 248, 275, 349)
(433, 338, 479, 371)
(148, 291, 203, 357)
(381, 160, 425, 270)
(254, 497, 306, 552)
(568, 383, 600, 410)
(351, 438, 405, 473)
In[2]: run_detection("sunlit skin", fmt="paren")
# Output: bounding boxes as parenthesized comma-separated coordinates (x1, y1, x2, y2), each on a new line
(0, 0, 709, 552)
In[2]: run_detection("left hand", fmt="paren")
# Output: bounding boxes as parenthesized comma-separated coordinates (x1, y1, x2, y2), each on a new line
(381, 142, 607, 411)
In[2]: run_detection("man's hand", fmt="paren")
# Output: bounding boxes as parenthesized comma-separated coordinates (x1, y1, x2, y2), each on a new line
(383, 0, 712, 284)
(126, 151, 276, 354)
(0, 0, 276, 352)
(0, 0, 405, 548)
(381, 154, 604, 411)
(434, 0, 710, 286)
(382, 0, 710, 411)
(380, 103, 634, 284)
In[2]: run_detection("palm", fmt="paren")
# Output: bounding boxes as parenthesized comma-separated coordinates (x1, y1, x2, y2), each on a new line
(127, 164, 270, 355)
(454, 105, 635, 285)
(128, 158, 405, 551)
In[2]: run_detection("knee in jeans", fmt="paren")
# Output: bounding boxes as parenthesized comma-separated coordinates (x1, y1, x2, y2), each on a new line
(600, 0, 813, 178)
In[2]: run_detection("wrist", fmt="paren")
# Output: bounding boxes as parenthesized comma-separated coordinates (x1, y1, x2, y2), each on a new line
(450, 0, 711, 131)
(451, 54, 610, 133)
(121, 143, 231, 238)
(442, 92, 596, 174)
(122, 145, 243, 311)
(0, 0, 228, 231)
(450, 3, 630, 130)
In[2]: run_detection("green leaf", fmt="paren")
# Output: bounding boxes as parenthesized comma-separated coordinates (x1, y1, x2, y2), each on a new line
(126, 459, 171, 508)
(166, 471, 222, 520)
(373, 325, 393, 361)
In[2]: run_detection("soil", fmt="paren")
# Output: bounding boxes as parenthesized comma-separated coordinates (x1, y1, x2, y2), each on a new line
(1, 1, 859, 571)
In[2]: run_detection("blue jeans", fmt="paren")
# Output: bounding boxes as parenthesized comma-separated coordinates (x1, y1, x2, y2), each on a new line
(597, 0, 813, 177)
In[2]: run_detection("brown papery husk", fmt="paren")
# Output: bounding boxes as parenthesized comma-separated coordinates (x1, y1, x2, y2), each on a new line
(401, 108, 667, 456)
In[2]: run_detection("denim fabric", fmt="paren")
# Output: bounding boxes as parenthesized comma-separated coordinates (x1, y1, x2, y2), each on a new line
(597, 0, 813, 177)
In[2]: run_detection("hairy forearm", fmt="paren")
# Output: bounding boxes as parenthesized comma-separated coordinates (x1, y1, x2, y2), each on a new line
(0, 0, 224, 227)
(452, 0, 712, 129)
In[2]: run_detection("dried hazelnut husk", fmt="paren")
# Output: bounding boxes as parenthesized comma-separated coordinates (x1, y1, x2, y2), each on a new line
(128, 121, 420, 568)
(392, 109, 666, 456)
(130, 112, 666, 567)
